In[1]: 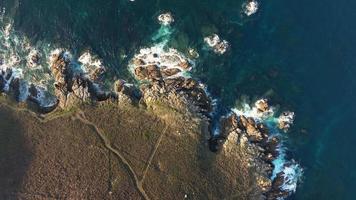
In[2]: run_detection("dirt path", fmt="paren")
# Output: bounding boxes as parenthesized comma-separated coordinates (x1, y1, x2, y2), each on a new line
(0, 102, 76, 123)
(140, 125, 168, 183)
(74, 110, 150, 200)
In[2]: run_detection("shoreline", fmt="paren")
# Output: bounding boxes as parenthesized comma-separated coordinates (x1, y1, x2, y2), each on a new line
(0, 12, 302, 199)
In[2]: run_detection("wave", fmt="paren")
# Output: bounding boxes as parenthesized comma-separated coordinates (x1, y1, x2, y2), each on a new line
(232, 99, 303, 196)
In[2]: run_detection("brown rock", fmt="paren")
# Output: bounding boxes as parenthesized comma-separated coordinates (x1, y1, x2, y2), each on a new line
(178, 60, 191, 69)
(134, 66, 148, 80)
(132, 58, 145, 66)
(146, 65, 162, 80)
(161, 68, 181, 77)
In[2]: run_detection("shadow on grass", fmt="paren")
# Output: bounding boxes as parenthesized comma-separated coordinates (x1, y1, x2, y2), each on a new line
(0, 106, 32, 199)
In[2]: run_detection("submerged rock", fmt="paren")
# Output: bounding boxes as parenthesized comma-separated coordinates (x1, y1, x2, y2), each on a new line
(158, 12, 174, 26)
(204, 34, 230, 55)
(243, 0, 259, 16)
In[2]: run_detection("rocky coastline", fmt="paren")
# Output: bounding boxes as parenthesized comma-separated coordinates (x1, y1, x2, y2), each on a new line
(0, 44, 298, 199)
(0, 8, 301, 199)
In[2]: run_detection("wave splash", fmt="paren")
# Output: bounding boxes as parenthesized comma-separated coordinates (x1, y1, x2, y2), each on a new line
(232, 98, 303, 197)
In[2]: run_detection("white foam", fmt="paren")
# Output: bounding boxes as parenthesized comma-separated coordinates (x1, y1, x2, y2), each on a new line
(130, 44, 194, 79)
(157, 12, 174, 26)
(204, 34, 230, 55)
(243, 0, 259, 16)
(231, 98, 302, 197)
(78, 51, 106, 80)
(232, 99, 275, 120)
(277, 111, 295, 132)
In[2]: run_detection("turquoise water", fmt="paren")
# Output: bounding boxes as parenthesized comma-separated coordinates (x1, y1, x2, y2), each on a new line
(1, 0, 356, 199)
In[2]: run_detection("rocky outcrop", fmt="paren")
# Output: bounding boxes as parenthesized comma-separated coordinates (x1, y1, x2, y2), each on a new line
(50, 50, 109, 109)
(243, 0, 259, 16)
(113, 79, 141, 105)
(130, 47, 212, 118)
(217, 99, 298, 199)
(277, 111, 295, 132)
(204, 34, 230, 55)
(157, 12, 174, 26)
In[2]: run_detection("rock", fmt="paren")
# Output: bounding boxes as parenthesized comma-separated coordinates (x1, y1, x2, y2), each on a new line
(134, 66, 148, 80)
(204, 34, 230, 55)
(157, 12, 174, 26)
(132, 58, 145, 66)
(266, 172, 290, 200)
(278, 111, 295, 132)
(113, 80, 141, 104)
(255, 99, 269, 113)
(114, 79, 126, 93)
(161, 68, 181, 77)
(50, 50, 105, 108)
(188, 48, 199, 59)
(71, 76, 91, 101)
(238, 116, 263, 142)
(178, 60, 191, 70)
(243, 0, 259, 16)
(146, 65, 162, 80)
(257, 176, 272, 192)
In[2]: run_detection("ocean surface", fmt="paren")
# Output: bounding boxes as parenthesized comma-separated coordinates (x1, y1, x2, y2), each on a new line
(1, 0, 356, 199)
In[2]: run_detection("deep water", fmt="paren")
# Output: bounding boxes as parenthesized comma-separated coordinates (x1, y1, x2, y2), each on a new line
(1, 0, 356, 199)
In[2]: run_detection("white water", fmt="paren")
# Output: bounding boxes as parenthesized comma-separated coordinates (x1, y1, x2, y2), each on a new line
(130, 17, 196, 80)
(0, 20, 107, 107)
(232, 99, 303, 197)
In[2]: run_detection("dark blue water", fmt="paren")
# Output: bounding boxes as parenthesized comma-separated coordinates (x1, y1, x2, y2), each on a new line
(2, 0, 356, 199)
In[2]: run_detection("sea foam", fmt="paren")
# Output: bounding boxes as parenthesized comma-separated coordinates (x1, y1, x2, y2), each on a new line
(232, 99, 303, 198)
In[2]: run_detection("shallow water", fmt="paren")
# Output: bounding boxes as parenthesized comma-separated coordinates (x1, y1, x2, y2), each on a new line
(1, 0, 356, 199)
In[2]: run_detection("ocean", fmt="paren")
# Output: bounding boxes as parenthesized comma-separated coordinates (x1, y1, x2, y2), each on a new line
(1, 0, 356, 199)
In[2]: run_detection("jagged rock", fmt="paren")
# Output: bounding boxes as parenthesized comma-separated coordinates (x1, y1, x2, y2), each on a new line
(146, 65, 162, 80)
(178, 60, 191, 70)
(50, 50, 107, 108)
(238, 116, 263, 142)
(267, 172, 290, 200)
(255, 99, 269, 113)
(261, 136, 280, 163)
(278, 111, 295, 132)
(113, 79, 141, 105)
(134, 66, 148, 80)
(161, 68, 181, 77)
(257, 176, 272, 192)
(132, 58, 145, 66)
(114, 79, 126, 93)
